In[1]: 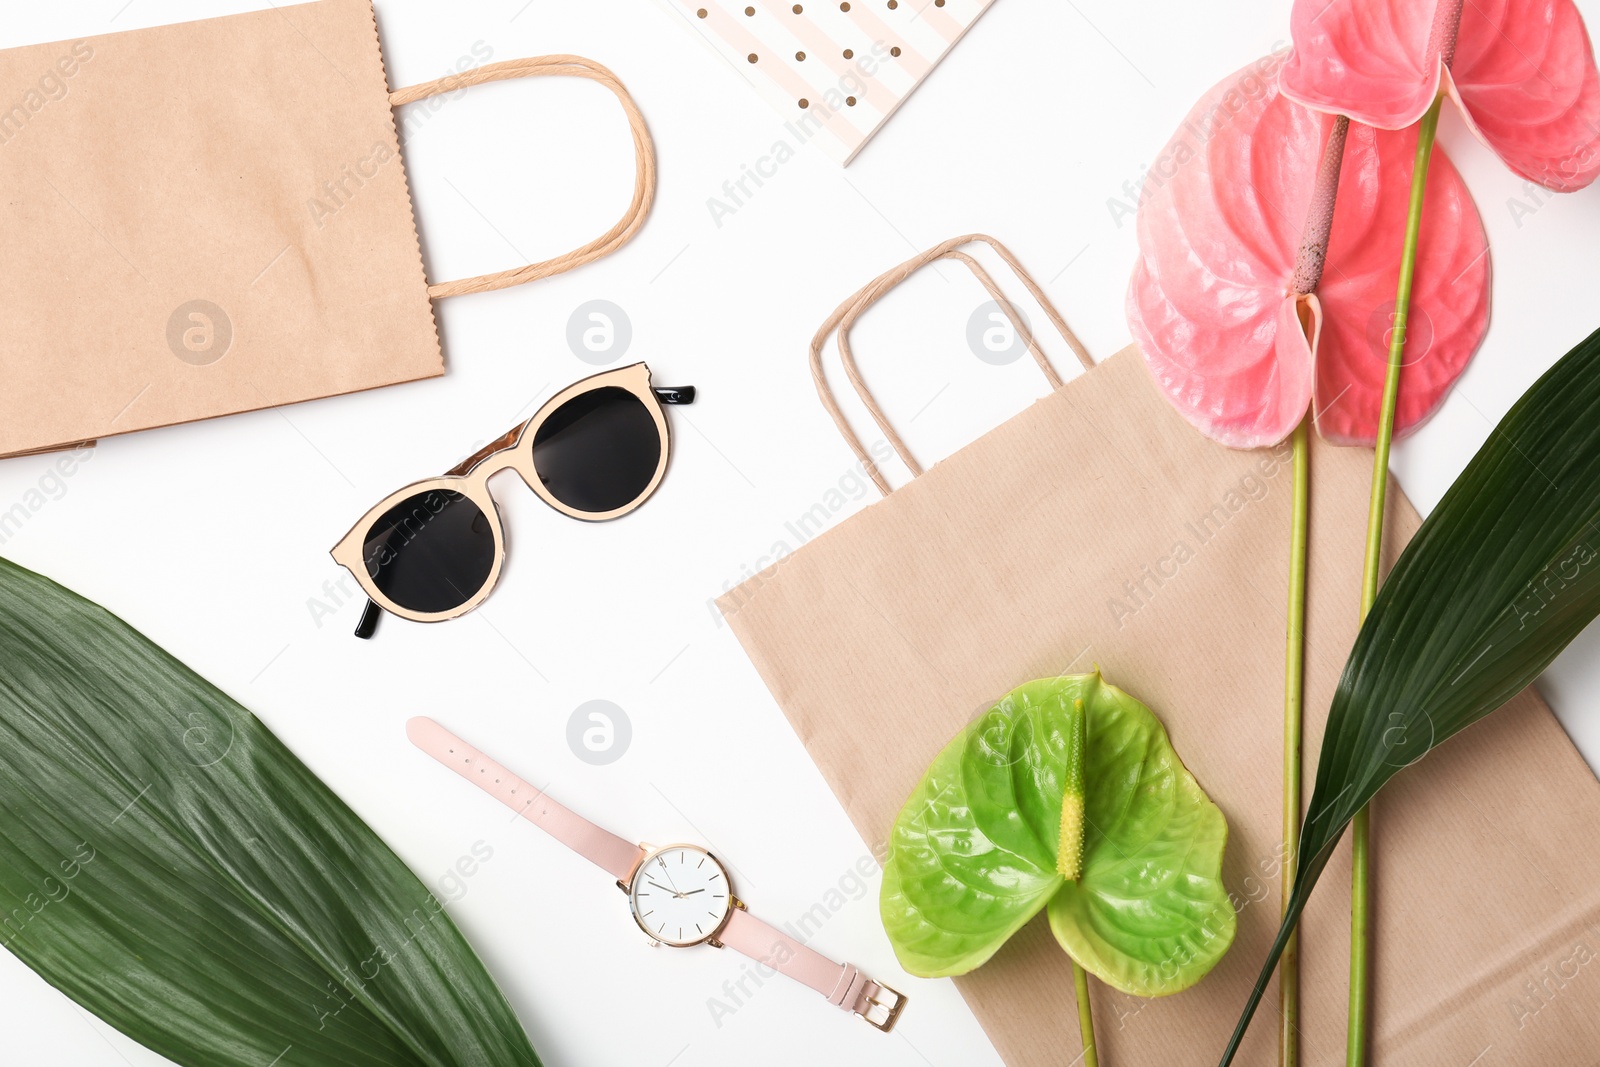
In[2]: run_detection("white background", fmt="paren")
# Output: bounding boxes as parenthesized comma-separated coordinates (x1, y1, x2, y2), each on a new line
(4, 1, 1600, 1065)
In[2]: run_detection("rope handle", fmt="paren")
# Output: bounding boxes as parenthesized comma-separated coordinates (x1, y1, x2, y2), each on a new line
(388, 55, 656, 300)
(808, 234, 1094, 497)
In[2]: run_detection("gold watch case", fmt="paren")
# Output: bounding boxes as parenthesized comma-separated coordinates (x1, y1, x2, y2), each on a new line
(623, 842, 738, 948)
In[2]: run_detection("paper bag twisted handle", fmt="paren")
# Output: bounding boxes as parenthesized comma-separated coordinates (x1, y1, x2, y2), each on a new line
(809, 234, 1094, 497)
(389, 55, 655, 299)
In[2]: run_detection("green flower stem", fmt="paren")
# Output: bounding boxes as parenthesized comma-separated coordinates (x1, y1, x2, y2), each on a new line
(1348, 92, 1445, 1067)
(1073, 959, 1100, 1067)
(1283, 112, 1348, 1067)
(1280, 416, 1309, 1067)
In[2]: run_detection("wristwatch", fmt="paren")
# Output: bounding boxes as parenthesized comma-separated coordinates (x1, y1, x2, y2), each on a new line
(407, 717, 906, 1031)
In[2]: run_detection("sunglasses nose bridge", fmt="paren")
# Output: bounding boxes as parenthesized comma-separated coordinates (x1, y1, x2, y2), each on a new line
(501, 452, 540, 493)
(465, 444, 526, 483)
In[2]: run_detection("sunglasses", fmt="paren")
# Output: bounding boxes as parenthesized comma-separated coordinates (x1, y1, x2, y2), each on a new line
(331, 362, 694, 638)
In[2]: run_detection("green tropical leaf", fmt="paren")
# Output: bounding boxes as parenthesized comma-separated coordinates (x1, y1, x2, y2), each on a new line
(0, 556, 540, 1067)
(880, 673, 1235, 996)
(1219, 326, 1600, 1065)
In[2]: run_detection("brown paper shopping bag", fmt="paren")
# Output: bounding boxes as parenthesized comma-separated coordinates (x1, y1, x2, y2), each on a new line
(0, 0, 652, 458)
(720, 236, 1600, 1065)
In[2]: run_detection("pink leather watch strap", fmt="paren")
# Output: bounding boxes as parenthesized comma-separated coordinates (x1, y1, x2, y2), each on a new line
(717, 907, 905, 1030)
(407, 717, 644, 883)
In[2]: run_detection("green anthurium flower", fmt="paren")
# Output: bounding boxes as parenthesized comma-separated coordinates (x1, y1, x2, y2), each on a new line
(881, 672, 1235, 997)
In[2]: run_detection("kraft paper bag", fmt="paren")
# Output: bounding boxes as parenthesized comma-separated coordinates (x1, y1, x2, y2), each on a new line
(0, 0, 651, 458)
(720, 236, 1600, 1065)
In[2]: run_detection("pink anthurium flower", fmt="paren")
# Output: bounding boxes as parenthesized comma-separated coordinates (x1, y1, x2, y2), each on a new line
(1126, 56, 1491, 447)
(1281, 0, 1600, 191)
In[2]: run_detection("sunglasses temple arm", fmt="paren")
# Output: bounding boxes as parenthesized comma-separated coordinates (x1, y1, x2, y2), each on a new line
(354, 599, 382, 640)
(652, 386, 696, 405)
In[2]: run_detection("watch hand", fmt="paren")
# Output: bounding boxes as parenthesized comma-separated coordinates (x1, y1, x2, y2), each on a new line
(645, 880, 674, 894)
(679, 888, 706, 896)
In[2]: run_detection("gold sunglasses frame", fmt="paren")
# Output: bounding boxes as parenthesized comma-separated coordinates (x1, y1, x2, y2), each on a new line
(331, 362, 676, 626)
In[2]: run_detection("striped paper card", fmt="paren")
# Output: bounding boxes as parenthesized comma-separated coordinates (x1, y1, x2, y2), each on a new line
(662, 0, 997, 164)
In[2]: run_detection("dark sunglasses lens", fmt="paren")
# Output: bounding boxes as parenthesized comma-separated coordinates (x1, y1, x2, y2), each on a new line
(532, 386, 662, 514)
(361, 489, 496, 613)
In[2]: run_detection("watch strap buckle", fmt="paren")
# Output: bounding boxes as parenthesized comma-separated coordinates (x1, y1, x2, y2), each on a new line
(856, 981, 906, 1032)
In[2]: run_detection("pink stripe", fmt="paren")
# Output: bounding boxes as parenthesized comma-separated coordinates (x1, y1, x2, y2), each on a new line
(913, 0, 973, 45)
(837, 1, 932, 74)
(681, 3, 869, 150)
(758, 0, 935, 93)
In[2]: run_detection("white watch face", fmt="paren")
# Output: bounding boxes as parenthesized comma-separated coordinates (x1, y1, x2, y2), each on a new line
(629, 845, 733, 947)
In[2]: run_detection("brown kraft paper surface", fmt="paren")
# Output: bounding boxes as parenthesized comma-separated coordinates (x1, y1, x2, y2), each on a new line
(721, 347, 1600, 1066)
(0, 0, 441, 458)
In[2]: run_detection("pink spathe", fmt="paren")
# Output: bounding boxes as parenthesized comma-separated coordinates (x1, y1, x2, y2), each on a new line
(1281, 0, 1600, 191)
(1126, 57, 1491, 448)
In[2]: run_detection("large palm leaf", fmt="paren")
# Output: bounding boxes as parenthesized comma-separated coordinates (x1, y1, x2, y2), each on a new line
(1218, 325, 1600, 1063)
(0, 556, 541, 1066)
